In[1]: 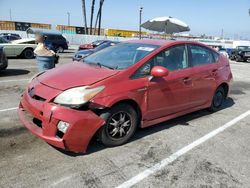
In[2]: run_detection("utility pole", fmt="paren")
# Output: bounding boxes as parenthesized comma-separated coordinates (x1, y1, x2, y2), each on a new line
(90, 0, 95, 35)
(98, 0, 104, 36)
(139, 7, 143, 39)
(9, 9, 12, 21)
(82, 0, 88, 34)
(67, 12, 70, 26)
(221, 28, 224, 39)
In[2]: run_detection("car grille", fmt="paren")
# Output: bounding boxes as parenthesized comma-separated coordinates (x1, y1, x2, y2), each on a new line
(23, 110, 43, 128)
(28, 88, 46, 102)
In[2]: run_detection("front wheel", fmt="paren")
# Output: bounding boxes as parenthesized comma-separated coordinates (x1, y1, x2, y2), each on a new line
(98, 104, 138, 147)
(209, 87, 225, 112)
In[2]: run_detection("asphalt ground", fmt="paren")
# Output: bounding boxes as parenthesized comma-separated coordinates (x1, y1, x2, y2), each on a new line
(0, 50, 250, 188)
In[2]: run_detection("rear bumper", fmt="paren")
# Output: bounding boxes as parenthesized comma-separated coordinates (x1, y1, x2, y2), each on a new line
(18, 91, 105, 153)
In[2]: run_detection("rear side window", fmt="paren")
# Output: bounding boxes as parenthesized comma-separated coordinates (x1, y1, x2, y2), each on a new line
(212, 51, 220, 62)
(189, 45, 215, 66)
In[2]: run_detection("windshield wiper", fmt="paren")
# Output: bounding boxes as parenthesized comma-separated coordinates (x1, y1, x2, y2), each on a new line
(96, 62, 118, 70)
(86, 62, 118, 70)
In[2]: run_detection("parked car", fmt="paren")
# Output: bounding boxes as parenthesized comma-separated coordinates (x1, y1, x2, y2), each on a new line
(229, 46, 250, 62)
(26, 28, 68, 53)
(0, 46, 8, 70)
(73, 41, 119, 61)
(0, 38, 37, 59)
(78, 40, 109, 50)
(18, 40, 233, 153)
(45, 34, 68, 53)
(0, 33, 22, 41)
(219, 48, 229, 58)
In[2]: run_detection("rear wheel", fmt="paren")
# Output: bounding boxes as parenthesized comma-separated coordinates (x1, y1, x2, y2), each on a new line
(57, 46, 64, 53)
(22, 48, 34, 59)
(209, 87, 225, 112)
(98, 104, 138, 146)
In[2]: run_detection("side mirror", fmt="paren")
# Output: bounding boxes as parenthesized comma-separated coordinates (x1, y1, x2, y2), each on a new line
(150, 66, 169, 78)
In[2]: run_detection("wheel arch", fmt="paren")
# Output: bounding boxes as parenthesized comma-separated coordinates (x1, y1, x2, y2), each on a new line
(108, 99, 142, 126)
(218, 82, 229, 98)
(21, 47, 34, 55)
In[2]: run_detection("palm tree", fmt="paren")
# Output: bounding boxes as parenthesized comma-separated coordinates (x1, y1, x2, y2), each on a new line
(82, 0, 88, 34)
(94, 0, 104, 35)
(90, 0, 95, 35)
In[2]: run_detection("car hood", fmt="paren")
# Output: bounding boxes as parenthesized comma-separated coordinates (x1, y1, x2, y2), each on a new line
(76, 49, 94, 55)
(37, 62, 119, 90)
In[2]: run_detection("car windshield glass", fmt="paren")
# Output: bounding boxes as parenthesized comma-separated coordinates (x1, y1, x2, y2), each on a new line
(0, 37, 9, 43)
(92, 40, 104, 46)
(84, 43, 160, 69)
(238, 46, 250, 50)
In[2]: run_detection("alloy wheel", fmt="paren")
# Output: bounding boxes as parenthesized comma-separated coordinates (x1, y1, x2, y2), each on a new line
(106, 111, 132, 140)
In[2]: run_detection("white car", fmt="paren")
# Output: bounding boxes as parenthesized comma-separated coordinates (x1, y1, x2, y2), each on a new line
(0, 38, 37, 59)
(219, 48, 229, 58)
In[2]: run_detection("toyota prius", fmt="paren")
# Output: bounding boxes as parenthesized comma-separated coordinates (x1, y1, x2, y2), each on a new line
(18, 40, 233, 153)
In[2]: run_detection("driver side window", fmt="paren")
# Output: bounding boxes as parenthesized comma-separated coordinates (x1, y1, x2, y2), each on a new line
(132, 45, 188, 79)
(156, 45, 188, 71)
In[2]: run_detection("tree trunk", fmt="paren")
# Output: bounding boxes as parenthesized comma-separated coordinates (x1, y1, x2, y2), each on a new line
(82, 0, 88, 35)
(90, 0, 95, 35)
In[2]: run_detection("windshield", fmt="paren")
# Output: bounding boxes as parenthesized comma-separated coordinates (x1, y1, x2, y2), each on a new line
(92, 40, 105, 46)
(238, 46, 250, 50)
(0, 37, 9, 43)
(84, 43, 160, 69)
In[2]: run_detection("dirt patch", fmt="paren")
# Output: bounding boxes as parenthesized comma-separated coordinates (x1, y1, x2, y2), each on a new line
(190, 160, 242, 187)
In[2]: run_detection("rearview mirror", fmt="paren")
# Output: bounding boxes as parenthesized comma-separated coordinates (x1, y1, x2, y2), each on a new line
(150, 66, 169, 78)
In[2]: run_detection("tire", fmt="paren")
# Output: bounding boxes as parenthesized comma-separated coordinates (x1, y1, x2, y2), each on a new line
(57, 46, 64, 53)
(98, 104, 138, 147)
(209, 87, 225, 112)
(235, 55, 241, 62)
(22, 48, 34, 59)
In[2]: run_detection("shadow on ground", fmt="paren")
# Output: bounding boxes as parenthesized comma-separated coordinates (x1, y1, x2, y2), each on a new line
(0, 69, 30, 77)
(56, 97, 235, 157)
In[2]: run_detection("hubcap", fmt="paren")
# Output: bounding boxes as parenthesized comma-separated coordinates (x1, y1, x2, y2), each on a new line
(25, 50, 33, 58)
(214, 91, 223, 107)
(58, 47, 63, 53)
(106, 112, 132, 139)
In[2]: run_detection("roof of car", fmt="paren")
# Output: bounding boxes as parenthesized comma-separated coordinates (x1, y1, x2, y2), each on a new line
(124, 39, 202, 47)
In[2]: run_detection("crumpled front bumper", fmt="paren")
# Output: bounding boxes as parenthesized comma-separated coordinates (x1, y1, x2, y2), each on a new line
(18, 86, 105, 153)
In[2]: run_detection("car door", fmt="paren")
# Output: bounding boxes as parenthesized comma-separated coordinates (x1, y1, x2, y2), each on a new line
(144, 44, 194, 120)
(188, 44, 218, 107)
(3, 44, 15, 57)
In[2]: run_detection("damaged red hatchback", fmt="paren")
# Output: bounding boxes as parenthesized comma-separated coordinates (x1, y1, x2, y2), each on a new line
(18, 40, 233, 153)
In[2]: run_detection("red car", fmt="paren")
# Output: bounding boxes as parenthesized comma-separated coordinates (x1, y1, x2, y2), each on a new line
(78, 40, 109, 50)
(18, 40, 233, 153)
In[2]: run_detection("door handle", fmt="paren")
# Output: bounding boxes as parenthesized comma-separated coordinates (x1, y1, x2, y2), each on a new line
(211, 69, 218, 76)
(183, 77, 192, 83)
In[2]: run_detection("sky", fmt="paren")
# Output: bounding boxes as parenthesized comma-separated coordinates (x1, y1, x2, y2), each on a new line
(0, 0, 250, 39)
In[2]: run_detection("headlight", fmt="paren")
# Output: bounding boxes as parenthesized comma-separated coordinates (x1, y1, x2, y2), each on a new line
(53, 86, 105, 106)
(29, 71, 45, 83)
